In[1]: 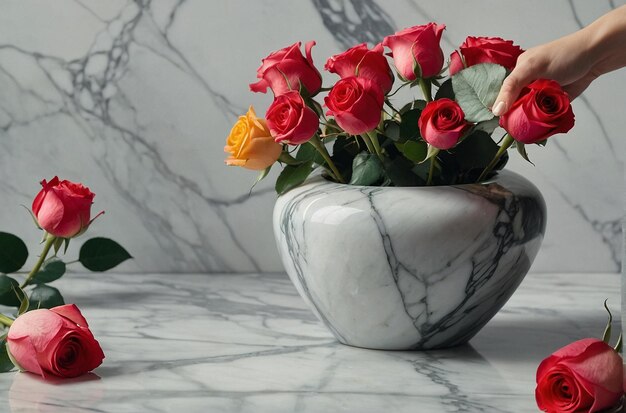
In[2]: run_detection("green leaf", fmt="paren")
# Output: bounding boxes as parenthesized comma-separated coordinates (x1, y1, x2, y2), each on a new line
(451, 131, 500, 171)
(383, 156, 423, 186)
(0, 339, 15, 373)
(396, 140, 427, 163)
(434, 78, 455, 100)
(452, 63, 507, 122)
(516, 142, 534, 165)
(28, 285, 65, 310)
(0, 232, 28, 274)
(275, 161, 314, 195)
(349, 153, 384, 186)
(31, 258, 66, 285)
(0, 275, 21, 307)
(399, 108, 422, 142)
(296, 142, 325, 165)
(79, 238, 133, 272)
(473, 117, 500, 135)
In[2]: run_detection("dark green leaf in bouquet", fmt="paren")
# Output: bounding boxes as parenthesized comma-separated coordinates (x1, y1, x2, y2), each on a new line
(31, 258, 66, 285)
(0, 339, 15, 373)
(383, 156, 423, 186)
(275, 161, 314, 195)
(331, 136, 360, 182)
(399, 108, 422, 142)
(473, 117, 500, 135)
(296, 142, 325, 165)
(28, 284, 65, 310)
(398, 99, 427, 115)
(349, 153, 385, 186)
(452, 63, 506, 122)
(79, 237, 133, 272)
(0, 232, 28, 274)
(383, 120, 401, 143)
(396, 140, 427, 163)
(434, 78, 455, 100)
(0, 275, 22, 307)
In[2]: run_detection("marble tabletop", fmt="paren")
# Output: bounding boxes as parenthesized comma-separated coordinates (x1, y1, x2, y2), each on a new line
(0, 272, 620, 413)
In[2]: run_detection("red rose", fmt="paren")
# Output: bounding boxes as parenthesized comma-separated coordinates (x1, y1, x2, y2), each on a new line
(536, 338, 623, 413)
(382, 23, 446, 81)
(7, 304, 105, 379)
(418, 98, 471, 150)
(266, 91, 319, 145)
(449, 36, 524, 75)
(325, 43, 394, 94)
(32, 177, 97, 239)
(324, 76, 384, 135)
(249, 41, 322, 96)
(499, 79, 575, 144)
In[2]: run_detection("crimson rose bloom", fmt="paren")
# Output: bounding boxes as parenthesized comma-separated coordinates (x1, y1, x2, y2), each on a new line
(383, 23, 446, 81)
(418, 98, 471, 150)
(249, 41, 322, 96)
(266, 91, 319, 145)
(32, 177, 97, 239)
(325, 76, 384, 135)
(536, 338, 623, 413)
(499, 79, 575, 144)
(7, 304, 105, 379)
(449, 36, 524, 75)
(325, 43, 394, 94)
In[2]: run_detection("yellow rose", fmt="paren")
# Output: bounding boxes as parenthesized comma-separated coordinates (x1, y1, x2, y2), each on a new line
(224, 106, 282, 170)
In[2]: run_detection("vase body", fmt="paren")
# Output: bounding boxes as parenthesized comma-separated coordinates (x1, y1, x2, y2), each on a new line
(273, 170, 546, 350)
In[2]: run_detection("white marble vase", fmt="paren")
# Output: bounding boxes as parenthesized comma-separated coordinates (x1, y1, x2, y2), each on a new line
(273, 170, 546, 350)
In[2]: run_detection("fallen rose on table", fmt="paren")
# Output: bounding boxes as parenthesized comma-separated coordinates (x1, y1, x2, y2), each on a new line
(535, 302, 624, 413)
(0, 177, 132, 377)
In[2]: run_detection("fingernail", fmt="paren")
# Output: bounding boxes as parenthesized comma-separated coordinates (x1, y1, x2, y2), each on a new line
(492, 101, 506, 116)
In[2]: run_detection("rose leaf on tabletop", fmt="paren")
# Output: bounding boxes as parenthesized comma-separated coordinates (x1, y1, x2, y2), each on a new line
(78, 237, 132, 272)
(451, 63, 507, 122)
(0, 232, 28, 274)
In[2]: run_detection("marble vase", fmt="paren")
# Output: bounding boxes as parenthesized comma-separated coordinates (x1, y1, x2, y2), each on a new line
(273, 170, 546, 350)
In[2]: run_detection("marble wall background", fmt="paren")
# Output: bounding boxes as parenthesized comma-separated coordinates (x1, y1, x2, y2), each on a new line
(0, 0, 623, 274)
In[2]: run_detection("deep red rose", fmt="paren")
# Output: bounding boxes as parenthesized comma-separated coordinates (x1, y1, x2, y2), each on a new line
(32, 177, 97, 239)
(325, 43, 394, 94)
(449, 36, 524, 75)
(7, 304, 105, 379)
(324, 76, 384, 135)
(249, 41, 322, 96)
(499, 79, 575, 144)
(536, 338, 623, 413)
(418, 98, 471, 150)
(382, 23, 446, 81)
(266, 91, 319, 145)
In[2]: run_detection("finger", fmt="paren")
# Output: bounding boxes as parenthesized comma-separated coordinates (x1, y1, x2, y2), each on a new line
(492, 68, 535, 116)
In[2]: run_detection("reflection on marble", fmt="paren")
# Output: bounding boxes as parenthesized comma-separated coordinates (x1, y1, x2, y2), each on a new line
(274, 171, 546, 349)
(0, 1, 623, 273)
(0, 272, 619, 412)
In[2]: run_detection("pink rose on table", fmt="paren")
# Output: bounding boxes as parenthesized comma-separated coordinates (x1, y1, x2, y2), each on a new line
(266, 91, 319, 145)
(499, 79, 575, 144)
(536, 338, 623, 413)
(325, 43, 394, 94)
(7, 304, 105, 379)
(418, 98, 471, 150)
(449, 36, 524, 75)
(383, 23, 446, 81)
(32, 177, 98, 239)
(249, 41, 322, 96)
(324, 76, 384, 135)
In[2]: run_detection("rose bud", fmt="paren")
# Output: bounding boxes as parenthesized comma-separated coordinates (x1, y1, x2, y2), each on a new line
(418, 98, 471, 150)
(325, 43, 394, 94)
(324, 76, 384, 136)
(32, 177, 100, 239)
(499, 79, 575, 144)
(7, 304, 105, 379)
(249, 41, 322, 96)
(224, 106, 282, 170)
(266, 91, 319, 145)
(449, 36, 524, 76)
(536, 338, 623, 413)
(382, 23, 446, 81)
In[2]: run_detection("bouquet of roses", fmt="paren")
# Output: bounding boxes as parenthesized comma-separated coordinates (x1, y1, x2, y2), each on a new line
(225, 23, 575, 193)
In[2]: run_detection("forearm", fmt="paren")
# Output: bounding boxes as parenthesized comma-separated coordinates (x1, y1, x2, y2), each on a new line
(583, 5, 626, 76)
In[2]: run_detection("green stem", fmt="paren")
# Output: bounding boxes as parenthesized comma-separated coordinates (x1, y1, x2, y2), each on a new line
(360, 133, 384, 164)
(367, 131, 384, 161)
(419, 78, 433, 102)
(21, 235, 56, 288)
(426, 156, 437, 186)
(309, 135, 346, 184)
(477, 134, 515, 182)
(0, 313, 14, 327)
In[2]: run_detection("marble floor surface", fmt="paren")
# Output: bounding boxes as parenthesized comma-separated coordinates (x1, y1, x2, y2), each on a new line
(0, 272, 620, 413)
